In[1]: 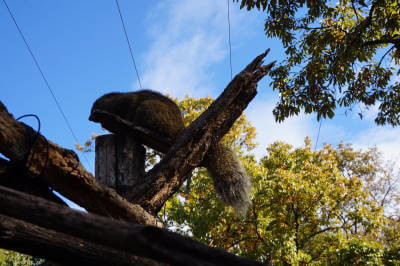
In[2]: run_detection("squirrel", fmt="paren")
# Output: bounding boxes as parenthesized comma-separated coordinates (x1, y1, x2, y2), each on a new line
(89, 90, 251, 215)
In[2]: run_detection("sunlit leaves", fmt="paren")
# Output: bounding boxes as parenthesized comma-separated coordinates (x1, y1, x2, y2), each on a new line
(165, 131, 399, 264)
(176, 95, 257, 152)
(0, 249, 43, 266)
(235, 0, 400, 125)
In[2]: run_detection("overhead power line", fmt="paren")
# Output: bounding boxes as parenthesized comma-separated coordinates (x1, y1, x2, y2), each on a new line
(227, 0, 233, 80)
(2, 0, 92, 169)
(314, 119, 323, 151)
(115, 0, 143, 89)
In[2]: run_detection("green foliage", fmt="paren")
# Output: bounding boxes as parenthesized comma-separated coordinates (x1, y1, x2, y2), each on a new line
(234, 0, 400, 125)
(166, 139, 400, 264)
(176, 95, 257, 152)
(0, 249, 42, 266)
(384, 246, 400, 266)
(336, 239, 384, 265)
(75, 133, 99, 153)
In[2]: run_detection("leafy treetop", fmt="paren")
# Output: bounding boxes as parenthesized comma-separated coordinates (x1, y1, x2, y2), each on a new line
(234, 0, 400, 125)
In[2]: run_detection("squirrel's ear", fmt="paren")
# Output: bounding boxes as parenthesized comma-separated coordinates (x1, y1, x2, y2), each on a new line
(88, 111, 96, 122)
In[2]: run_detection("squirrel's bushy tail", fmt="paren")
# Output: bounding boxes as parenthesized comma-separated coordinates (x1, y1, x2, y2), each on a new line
(203, 143, 251, 216)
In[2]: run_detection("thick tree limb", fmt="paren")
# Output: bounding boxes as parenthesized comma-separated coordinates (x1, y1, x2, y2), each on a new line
(0, 102, 160, 226)
(363, 37, 400, 47)
(123, 49, 275, 213)
(0, 215, 163, 266)
(0, 158, 66, 206)
(0, 185, 261, 266)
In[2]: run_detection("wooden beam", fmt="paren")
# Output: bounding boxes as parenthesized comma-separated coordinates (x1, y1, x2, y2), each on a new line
(0, 215, 163, 266)
(0, 185, 261, 266)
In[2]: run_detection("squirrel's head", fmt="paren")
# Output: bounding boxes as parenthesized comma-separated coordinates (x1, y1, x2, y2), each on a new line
(89, 92, 121, 122)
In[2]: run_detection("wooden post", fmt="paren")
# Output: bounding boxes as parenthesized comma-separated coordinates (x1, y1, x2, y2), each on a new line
(95, 134, 145, 194)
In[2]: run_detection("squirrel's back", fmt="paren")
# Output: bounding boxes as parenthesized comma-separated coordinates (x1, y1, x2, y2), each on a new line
(91, 90, 184, 139)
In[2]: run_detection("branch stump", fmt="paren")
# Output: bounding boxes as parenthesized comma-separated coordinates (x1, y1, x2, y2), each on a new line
(95, 134, 145, 193)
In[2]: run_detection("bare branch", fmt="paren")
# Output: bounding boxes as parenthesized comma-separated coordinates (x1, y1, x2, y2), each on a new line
(351, 0, 360, 21)
(378, 45, 396, 68)
(364, 38, 400, 47)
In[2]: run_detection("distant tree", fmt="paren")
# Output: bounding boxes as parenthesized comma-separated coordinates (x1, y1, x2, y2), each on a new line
(0, 249, 42, 266)
(333, 143, 400, 219)
(234, 0, 400, 125)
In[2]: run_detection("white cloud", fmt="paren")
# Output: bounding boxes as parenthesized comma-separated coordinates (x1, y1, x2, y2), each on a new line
(351, 126, 400, 163)
(248, 99, 400, 164)
(139, 0, 255, 98)
(137, 0, 330, 160)
(345, 103, 400, 165)
(246, 99, 316, 159)
(351, 103, 380, 121)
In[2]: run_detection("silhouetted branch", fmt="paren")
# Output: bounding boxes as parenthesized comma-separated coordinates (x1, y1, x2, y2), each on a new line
(0, 185, 261, 266)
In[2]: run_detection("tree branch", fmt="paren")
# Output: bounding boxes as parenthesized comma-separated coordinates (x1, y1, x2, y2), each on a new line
(364, 38, 400, 47)
(0, 215, 162, 266)
(300, 226, 342, 248)
(0, 185, 261, 266)
(378, 45, 396, 68)
(123, 49, 275, 213)
(351, 0, 360, 21)
(0, 102, 160, 226)
(365, 0, 378, 27)
(0, 158, 66, 206)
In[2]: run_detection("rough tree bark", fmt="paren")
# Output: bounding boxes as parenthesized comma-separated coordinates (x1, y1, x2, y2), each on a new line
(95, 134, 146, 192)
(0, 158, 66, 206)
(0, 215, 160, 266)
(0, 185, 261, 266)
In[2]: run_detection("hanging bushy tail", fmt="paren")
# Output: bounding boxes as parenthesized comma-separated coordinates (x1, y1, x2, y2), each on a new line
(203, 143, 251, 216)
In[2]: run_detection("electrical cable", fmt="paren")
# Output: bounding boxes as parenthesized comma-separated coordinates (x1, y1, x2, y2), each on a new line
(314, 119, 323, 151)
(16, 114, 42, 170)
(227, 0, 233, 80)
(16, 114, 49, 178)
(115, 0, 143, 89)
(2, 0, 92, 169)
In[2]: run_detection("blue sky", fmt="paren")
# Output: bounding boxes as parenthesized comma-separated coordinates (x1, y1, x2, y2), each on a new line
(2, 0, 400, 174)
